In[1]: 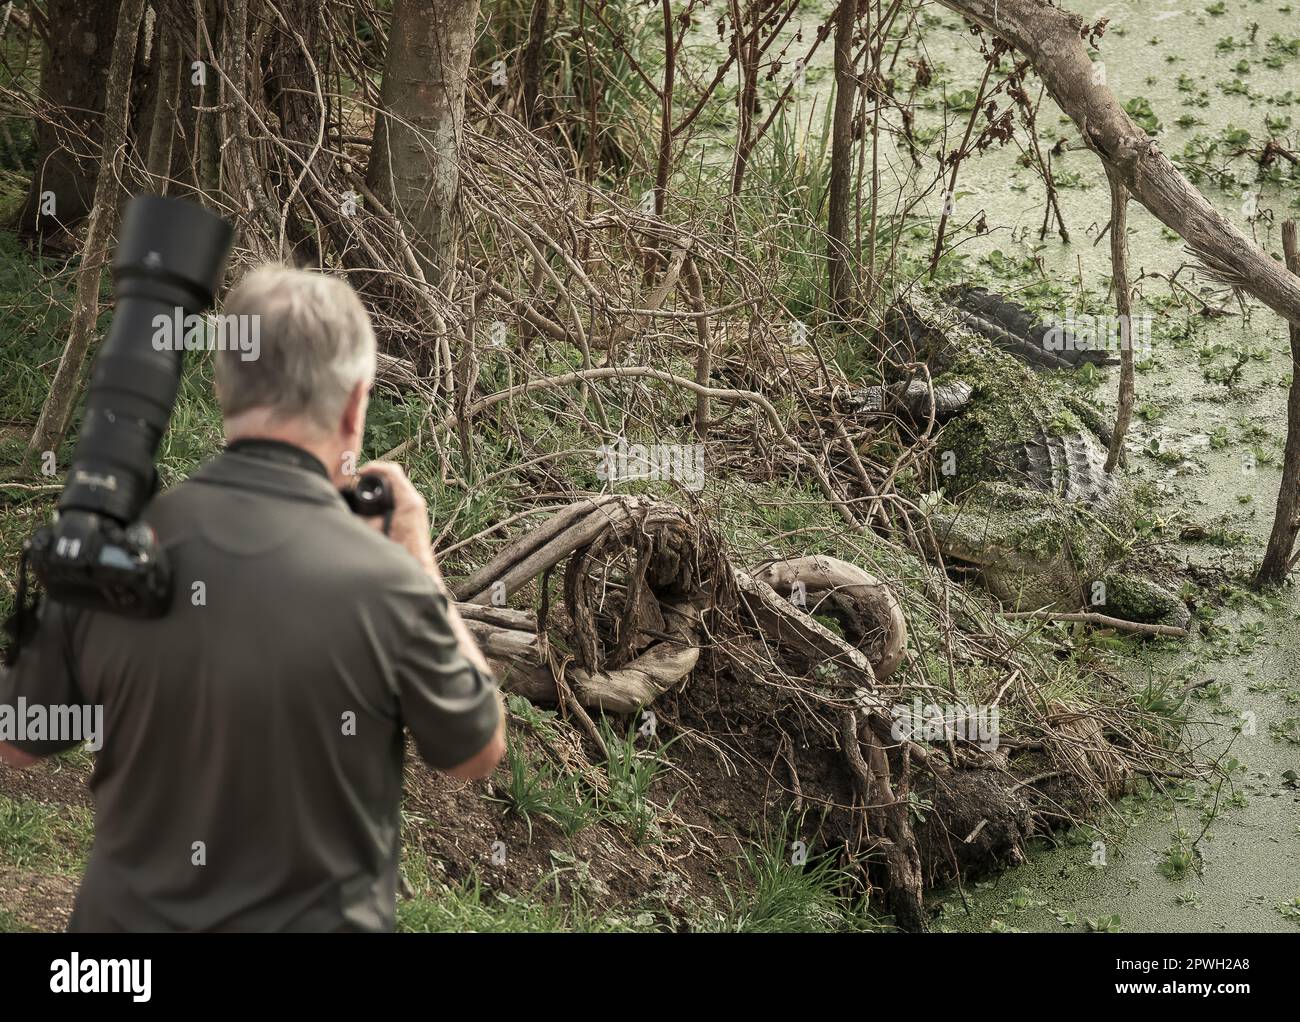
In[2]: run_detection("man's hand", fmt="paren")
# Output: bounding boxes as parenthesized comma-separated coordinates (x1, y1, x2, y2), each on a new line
(354, 460, 439, 578)
(354, 460, 493, 679)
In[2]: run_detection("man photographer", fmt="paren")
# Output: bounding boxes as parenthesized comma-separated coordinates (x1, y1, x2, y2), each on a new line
(0, 266, 505, 932)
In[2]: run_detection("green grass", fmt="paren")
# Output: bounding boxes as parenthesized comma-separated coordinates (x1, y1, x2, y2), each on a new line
(707, 831, 884, 933)
(0, 231, 89, 430)
(397, 853, 663, 933)
(0, 905, 33, 932)
(0, 794, 93, 875)
(597, 717, 677, 845)
(490, 737, 597, 841)
(490, 701, 682, 845)
(486, 707, 681, 848)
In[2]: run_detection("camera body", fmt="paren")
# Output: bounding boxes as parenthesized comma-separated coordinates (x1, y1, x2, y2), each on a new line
(24, 511, 171, 618)
(341, 473, 394, 518)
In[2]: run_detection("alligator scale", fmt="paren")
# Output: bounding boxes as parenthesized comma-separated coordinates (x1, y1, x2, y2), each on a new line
(876, 287, 1189, 631)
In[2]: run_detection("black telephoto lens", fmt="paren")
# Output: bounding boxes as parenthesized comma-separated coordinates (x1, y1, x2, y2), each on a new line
(58, 196, 234, 524)
(13, 195, 235, 625)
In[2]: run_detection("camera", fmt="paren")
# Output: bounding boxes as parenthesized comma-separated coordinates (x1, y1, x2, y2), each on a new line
(342, 473, 395, 518)
(5, 194, 399, 665)
(19, 195, 234, 623)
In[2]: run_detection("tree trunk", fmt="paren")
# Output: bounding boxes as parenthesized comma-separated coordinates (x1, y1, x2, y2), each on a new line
(366, 0, 481, 293)
(28, 0, 148, 458)
(265, 0, 335, 265)
(195, 0, 223, 201)
(1255, 221, 1300, 588)
(729, 0, 758, 197)
(221, 0, 277, 249)
(827, 0, 858, 323)
(144, 0, 184, 193)
(652, 0, 674, 220)
(16, 0, 120, 240)
(519, 0, 548, 129)
(1104, 168, 1133, 472)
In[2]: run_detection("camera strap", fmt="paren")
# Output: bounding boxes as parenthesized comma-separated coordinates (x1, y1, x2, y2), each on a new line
(226, 438, 330, 480)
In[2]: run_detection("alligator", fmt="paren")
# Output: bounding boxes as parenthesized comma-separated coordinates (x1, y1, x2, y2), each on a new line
(873, 287, 1190, 631)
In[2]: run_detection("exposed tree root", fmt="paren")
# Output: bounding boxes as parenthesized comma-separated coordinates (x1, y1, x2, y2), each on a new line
(751, 555, 908, 680)
(447, 492, 1179, 930)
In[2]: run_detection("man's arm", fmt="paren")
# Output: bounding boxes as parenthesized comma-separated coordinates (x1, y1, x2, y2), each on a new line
(441, 690, 506, 780)
(413, 542, 505, 779)
(0, 600, 87, 769)
(359, 460, 506, 779)
(0, 742, 38, 769)
(424, 560, 492, 676)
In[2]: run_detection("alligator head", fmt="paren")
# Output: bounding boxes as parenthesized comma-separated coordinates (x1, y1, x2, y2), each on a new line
(929, 481, 1119, 611)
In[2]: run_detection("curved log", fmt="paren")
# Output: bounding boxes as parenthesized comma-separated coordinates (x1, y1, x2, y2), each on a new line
(750, 555, 908, 680)
(452, 494, 629, 602)
(481, 602, 701, 713)
(465, 498, 633, 604)
(453, 498, 910, 716)
(569, 604, 702, 713)
(733, 567, 880, 690)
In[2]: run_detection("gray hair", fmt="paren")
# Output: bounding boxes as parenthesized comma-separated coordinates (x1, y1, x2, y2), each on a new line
(214, 266, 376, 432)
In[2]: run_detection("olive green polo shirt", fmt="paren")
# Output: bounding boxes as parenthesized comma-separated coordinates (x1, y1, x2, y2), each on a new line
(0, 448, 500, 932)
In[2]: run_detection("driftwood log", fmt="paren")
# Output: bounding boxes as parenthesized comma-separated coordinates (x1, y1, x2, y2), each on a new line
(452, 493, 926, 929)
(453, 496, 910, 711)
(462, 600, 702, 715)
(750, 555, 908, 680)
(452, 496, 715, 712)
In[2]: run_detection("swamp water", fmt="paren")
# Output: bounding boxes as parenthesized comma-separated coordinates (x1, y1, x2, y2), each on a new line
(778, 0, 1300, 930)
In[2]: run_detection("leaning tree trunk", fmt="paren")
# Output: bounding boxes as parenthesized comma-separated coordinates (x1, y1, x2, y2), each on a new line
(934, 0, 1300, 329)
(15, 0, 120, 240)
(519, 0, 549, 129)
(1255, 221, 1300, 588)
(1104, 168, 1133, 472)
(366, 0, 481, 293)
(28, 0, 148, 460)
(143, 0, 184, 194)
(826, 0, 859, 323)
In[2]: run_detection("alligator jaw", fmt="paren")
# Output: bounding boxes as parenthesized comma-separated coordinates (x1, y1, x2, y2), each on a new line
(928, 484, 1094, 611)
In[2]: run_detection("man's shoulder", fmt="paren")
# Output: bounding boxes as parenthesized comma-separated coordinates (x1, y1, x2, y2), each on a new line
(145, 465, 434, 595)
(328, 513, 435, 589)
